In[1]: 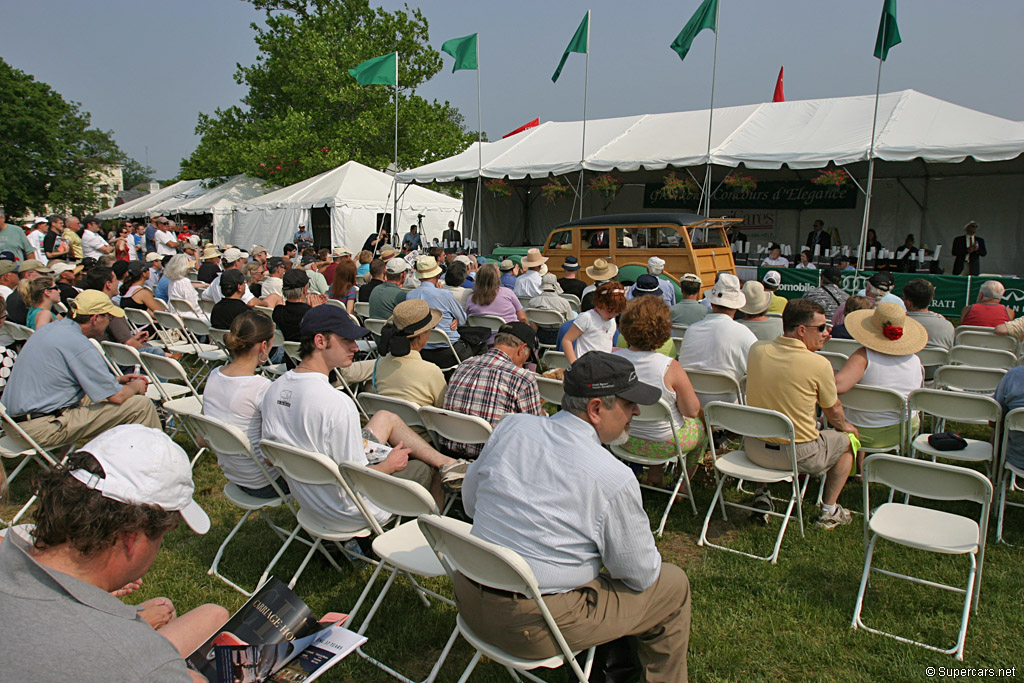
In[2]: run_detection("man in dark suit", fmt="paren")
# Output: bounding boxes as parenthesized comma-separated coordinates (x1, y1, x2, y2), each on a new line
(952, 221, 986, 276)
(442, 220, 461, 254)
(588, 229, 609, 248)
(805, 219, 831, 253)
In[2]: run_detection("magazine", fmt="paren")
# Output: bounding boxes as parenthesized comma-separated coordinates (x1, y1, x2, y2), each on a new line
(188, 578, 362, 682)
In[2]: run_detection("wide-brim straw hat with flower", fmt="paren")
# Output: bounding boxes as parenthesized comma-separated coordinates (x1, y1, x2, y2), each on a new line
(585, 258, 619, 282)
(844, 302, 928, 356)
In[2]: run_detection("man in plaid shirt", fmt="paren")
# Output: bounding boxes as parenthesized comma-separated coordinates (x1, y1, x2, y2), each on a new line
(440, 322, 545, 458)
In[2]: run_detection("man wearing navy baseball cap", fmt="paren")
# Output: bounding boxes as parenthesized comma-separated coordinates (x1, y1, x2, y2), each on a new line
(261, 305, 470, 523)
(458, 351, 692, 682)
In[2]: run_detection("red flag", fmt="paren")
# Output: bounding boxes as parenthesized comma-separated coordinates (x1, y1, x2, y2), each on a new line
(772, 66, 785, 102)
(503, 118, 539, 138)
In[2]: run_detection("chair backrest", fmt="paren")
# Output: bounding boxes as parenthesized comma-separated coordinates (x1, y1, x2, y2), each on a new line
(281, 341, 301, 363)
(822, 338, 862, 356)
(419, 406, 493, 446)
(535, 376, 564, 406)
(353, 301, 370, 319)
(817, 350, 849, 373)
(169, 298, 195, 316)
(357, 392, 424, 427)
(254, 305, 274, 318)
(3, 321, 34, 342)
(841, 384, 907, 416)
(908, 387, 1002, 424)
(191, 412, 252, 454)
(123, 307, 155, 331)
(704, 401, 796, 442)
(271, 328, 285, 348)
(208, 327, 230, 352)
(88, 338, 121, 376)
(541, 350, 570, 371)
(428, 328, 462, 363)
(151, 308, 185, 331)
(467, 314, 507, 332)
(363, 318, 387, 336)
(949, 345, 1017, 370)
(0, 402, 60, 464)
(1001, 406, 1024, 470)
(523, 308, 565, 328)
(138, 353, 201, 399)
(180, 314, 213, 339)
(916, 347, 949, 370)
(339, 462, 438, 518)
(955, 328, 1017, 352)
(671, 324, 688, 339)
(933, 364, 1006, 394)
(685, 369, 744, 402)
(101, 341, 148, 378)
(52, 301, 68, 316)
(559, 293, 581, 313)
(200, 299, 215, 315)
(863, 453, 992, 505)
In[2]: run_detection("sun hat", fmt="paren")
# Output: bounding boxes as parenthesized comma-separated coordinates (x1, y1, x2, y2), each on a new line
(282, 268, 309, 289)
(562, 256, 581, 271)
(844, 302, 927, 356)
(332, 247, 352, 258)
(200, 246, 222, 261)
(740, 280, 773, 315)
(585, 258, 619, 282)
(386, 258, 411, 275)
(521, 248, 548, 269)
(250, 245, 267, 258)
(379, 248, 397, 261)
(18, 259, 52, 275)
(680, 272, 702, 284)
(51, 262, 83, 277)
(647, 256, 666, 275)
(499, 259, 515, 272)
(222, 247, 248, 263)
(299, 304, 370, 340)
(454, 254, 472, 266)
(414, 255, 443, 279)
(563, 351, 661, 405)
(540, 272, 560, 292)
(71, 425, 209, 534)
(389, 299, 442, 337)
(632, 274, 662, 297)
(762, 270, 781, 288)
(70, 290, 125, 318)
(708, 272, 745, 309)
(33, 217, 49, 225)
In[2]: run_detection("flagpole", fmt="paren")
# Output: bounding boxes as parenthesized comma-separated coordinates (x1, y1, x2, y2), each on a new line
(392, 51, 399, 248)
(857, 56, 883, 270)
(578, 9, 591, 220)
(475, 37, 483, 250)
(702, 0, 720, 218)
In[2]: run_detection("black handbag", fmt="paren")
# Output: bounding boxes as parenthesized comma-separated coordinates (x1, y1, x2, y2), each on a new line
(927, 432, 968, 451)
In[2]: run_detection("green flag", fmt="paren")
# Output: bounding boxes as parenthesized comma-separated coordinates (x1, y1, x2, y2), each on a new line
(552, 12, 589, 83)
(441, 33, 478, 72)
(873, 0, 902, 61)
(669, 0, 718, 63)
(348, 52, 397, 86)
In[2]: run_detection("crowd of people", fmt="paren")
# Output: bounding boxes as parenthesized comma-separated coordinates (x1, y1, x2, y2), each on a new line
(0, 205, 1019, 682)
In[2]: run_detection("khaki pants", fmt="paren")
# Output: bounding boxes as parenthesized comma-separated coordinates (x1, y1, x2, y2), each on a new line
(454, 563, 690, 683)
(18, 395, 161, 450)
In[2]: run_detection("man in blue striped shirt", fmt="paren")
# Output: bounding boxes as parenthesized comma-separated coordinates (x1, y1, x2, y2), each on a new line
(457, 352, 692, 682)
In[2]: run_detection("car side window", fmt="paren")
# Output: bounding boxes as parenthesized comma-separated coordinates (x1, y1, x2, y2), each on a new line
(548, 229, 573, 250)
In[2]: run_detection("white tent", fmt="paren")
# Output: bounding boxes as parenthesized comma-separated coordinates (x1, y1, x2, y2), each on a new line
(396, 90, 1024, 274)
(222, 161, 462, 255)
(154, 175, 268, 235)
(94, 179, 207, 221)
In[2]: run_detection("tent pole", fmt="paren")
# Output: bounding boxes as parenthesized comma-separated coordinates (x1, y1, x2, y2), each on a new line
(702, 0, 721, 218)
(393, 51, 399, 252)
(578, 9, 591, 220)
(857, 57, 884, 269)
(474, 36, 483, 250)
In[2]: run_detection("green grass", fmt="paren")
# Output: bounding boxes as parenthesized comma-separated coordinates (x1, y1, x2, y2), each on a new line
(4, 421, 1023, 682)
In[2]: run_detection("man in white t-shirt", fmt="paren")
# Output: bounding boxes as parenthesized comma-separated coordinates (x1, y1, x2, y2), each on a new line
(760, 244, 790, 269)
(27, 218, 49, 263)
(154, 218, 180, 256)
(261, 306, 469, 527)
(80, 217, 114, 259)
(678, 273, 757, 406)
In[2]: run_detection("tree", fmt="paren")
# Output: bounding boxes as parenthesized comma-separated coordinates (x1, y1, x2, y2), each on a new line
(0, 58, 123, 217)
(181, 0, 475, 185)
(121, 157, 156, 190)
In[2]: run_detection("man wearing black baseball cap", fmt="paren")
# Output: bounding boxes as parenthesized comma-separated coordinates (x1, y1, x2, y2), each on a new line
(458, 351, 692, 682)
(261, 305, 470, 518)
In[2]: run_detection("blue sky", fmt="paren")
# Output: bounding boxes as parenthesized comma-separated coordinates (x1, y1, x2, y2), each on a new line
(3, 0, 1021, 179)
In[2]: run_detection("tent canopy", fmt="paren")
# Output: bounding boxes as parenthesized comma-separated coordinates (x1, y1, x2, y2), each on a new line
(396, 90, 1024, 183)
(94, 179, 207, 220)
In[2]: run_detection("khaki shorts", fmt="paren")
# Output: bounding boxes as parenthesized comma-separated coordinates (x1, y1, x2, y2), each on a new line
(363, 427, 434, 490)
(744, 430, 850, 476)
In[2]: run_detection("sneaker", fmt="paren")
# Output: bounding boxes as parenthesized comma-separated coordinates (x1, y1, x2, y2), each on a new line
(750, 487, 774, 526)
(440, 459, 471, 492)
(815, 503, 854, 530)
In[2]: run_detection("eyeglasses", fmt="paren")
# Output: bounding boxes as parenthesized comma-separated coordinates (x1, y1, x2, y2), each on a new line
(804, 322, 831, 333)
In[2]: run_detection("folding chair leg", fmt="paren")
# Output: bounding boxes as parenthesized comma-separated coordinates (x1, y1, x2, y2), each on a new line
(348, 562, 391, 633)
(455, 651, 484, 683)
(697, 476, 728, 547)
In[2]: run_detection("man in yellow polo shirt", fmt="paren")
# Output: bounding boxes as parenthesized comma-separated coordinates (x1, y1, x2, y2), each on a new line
(744, 298, 858, 529)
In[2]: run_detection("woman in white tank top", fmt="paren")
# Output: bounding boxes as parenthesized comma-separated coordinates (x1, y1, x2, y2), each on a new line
(614, 296, 706, 487)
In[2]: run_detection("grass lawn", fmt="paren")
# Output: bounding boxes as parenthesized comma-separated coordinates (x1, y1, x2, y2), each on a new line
(3, 419, 1023, 682)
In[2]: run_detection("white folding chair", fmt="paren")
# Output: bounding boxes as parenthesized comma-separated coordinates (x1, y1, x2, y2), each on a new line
(179, 315, 231, 380)
(953, 325, 999, 339)
(338, 463, 459, 683)
(418, 514, 596, 683)
(610, 399, 698, 535)
(685, 368, 745, 405)
(535, 376, 564, 407)
(933, 365, 1006, 394)
(101, 341, 190, 403)
(540, 350, 570, 372)
(909, 388, 1001, 481)
(822, 338, 862, 356)
(917, 347, 950, 387)
(559, 292, 581, 313)
(955, 328, 1018, 353)
(467, 314, 507, 333)
(200, 298, 215, 316)
(698, 402, 805, 564)
(523, 308, 566, 351)
(851, 454, 992, 660)
(354, 301, 370, 320)
(2, 321, 34, 343)
(671, 324, 688, 339)
(817, 350, 849, 373)
(670, 336, 684, 358)
(124, 307, 193, 355)
(190, 413, 308, 596)
(0, 403, 73, 527)
(996, 406, 1024, 544)
(363, 317, 388, 337)
(137, 352, 207, 466)
(152, 309, 220, 383)
(419, 406, 493, 457)
(842, 385, 909, 458)
(428, 328, 462, 372)
(169, 297, 196, 317)
(259, 439, 374, 589)
(949, 345, 1017, 371)
(357, 392, 425, 430)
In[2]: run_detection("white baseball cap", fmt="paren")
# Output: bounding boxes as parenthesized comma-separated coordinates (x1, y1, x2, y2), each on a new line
(762, 270, 782, 287)
(222, 247, 249, 263)
(386, 257, 411, 274)
(647, 256, 666, 274)
(70, 425, 210, 534)
(145, 252, 163, 263)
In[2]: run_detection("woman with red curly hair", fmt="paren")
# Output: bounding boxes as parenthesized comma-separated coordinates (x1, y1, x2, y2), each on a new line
(561, 281, 626, 364)
(615, 296, 706, 481)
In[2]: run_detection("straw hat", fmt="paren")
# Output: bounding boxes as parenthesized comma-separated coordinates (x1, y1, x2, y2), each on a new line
(414, 255, 443, 279)
(389, 299, 442, 337)
(740, 281, 773, 315)
(844, 302, 928, 356)
(521, 248, 548, 268)
(585, 258, 619, 282)
(201, 246, 222, 261)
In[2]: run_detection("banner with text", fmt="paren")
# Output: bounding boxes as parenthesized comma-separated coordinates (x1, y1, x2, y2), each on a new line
(645, 180, 857, 211)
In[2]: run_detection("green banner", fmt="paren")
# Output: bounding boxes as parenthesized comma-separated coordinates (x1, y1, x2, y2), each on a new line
(644, 180, 857, 211)
(754, 267, 1023, 319)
